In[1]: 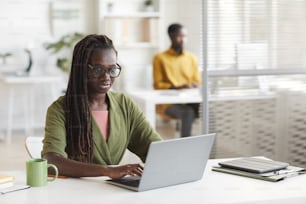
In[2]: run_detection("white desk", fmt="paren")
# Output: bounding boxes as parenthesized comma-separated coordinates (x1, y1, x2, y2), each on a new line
(128, 89, 202, 128)
(1, 158, 306, 204)
(128, 89, 275, 129)
(0, 75, 62, 143)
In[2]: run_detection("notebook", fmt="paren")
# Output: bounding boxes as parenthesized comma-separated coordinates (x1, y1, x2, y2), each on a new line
(212, 164, 306, 182)
(106, 134, 215, 192)
(218, 157, 289, 173)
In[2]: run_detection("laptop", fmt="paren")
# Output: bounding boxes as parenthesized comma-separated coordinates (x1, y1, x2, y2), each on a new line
(106, 133, 215, 192)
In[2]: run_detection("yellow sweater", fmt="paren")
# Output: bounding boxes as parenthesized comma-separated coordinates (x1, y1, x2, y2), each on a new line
(153, 48, 201, 114)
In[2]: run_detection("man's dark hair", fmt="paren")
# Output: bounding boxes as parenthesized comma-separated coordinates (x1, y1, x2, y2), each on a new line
(65, 34, 117, 162)
(167, 23, 183, 36)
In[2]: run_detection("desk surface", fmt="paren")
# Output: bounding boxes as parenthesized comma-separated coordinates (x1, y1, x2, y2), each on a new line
(129, 88, 202, 104)
(0, 75, 62, 84)
(128, 88, 275, 103)
(1, 159, 306, 204)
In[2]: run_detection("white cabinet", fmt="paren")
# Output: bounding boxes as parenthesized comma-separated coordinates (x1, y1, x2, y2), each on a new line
(98, 0, 163, 91)
(98, 0, 162, 48)
(101, 12, 161, 48)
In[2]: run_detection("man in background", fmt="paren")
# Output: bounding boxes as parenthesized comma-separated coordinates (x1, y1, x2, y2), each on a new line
(153, 23, 201, 137)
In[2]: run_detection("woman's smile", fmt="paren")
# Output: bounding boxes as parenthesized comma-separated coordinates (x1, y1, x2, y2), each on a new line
(98, 80, 111, 89)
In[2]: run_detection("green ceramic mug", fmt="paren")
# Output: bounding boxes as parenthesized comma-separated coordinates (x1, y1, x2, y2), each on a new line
(26, 158, 58, 187)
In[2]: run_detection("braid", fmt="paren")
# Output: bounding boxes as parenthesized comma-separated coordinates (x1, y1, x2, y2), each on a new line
(64, 34, 117, 162)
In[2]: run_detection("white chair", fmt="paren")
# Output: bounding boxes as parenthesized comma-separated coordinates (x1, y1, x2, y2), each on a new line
(24, 136, 141, 164)
(25, 136, 43, 158)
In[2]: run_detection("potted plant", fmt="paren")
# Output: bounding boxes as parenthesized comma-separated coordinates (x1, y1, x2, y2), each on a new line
(0, 52, 12, 65)
(44, 32, 84, 73)
(144, 0, 154, 12)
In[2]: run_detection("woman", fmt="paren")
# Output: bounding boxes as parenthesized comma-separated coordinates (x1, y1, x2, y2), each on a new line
(42, 34, 162, 179)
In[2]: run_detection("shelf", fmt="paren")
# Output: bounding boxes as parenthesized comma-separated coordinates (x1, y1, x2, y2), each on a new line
(98, 0, 162, 66)
(103, 12, 160, 18)
(102, 17, 160, 47)
(116, 42, 159, 49)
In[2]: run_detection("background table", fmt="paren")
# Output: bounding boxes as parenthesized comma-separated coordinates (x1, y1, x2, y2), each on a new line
(127, 89, 202, 128)
(1, 158, 306, 204)
(0, 75, 61, 143)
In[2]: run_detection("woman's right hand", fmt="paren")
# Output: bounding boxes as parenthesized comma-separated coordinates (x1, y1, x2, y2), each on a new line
(106, 163, 144, 179)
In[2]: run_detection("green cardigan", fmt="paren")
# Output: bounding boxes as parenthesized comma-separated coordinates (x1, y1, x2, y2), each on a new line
(42, 91, 162, 165)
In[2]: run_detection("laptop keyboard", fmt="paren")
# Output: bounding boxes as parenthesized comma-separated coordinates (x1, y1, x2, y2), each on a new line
(112, 177, 140, 187)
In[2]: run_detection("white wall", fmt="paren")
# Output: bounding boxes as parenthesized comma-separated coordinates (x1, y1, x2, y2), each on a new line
(0, 0, 202, 80)
(162, 0, 202, 63)
(0, 0, 51, 73)
(0, 0, 63, 132)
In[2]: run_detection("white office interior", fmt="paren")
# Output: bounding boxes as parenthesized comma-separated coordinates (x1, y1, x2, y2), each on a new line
(1, 0, 306, 170)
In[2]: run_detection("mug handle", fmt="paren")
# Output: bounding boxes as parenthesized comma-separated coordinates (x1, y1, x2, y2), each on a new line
(47, 164, 58, 182)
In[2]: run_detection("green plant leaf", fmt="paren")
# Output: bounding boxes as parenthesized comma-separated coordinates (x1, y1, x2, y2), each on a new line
(44, 32, 84, 72)
(0, 53, 12, 58)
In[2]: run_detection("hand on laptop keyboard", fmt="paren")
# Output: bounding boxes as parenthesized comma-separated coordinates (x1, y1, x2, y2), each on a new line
(106, 163, 143, 179)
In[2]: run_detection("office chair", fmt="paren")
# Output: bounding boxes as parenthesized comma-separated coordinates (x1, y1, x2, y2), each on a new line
(25, 136, 43, 158)
(156, 105, 181, 137)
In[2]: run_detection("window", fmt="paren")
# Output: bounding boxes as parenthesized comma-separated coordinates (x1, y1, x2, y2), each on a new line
(207, 0, 306, 91)
(208, 0, 306, 70)
(204, 0, 306, 166)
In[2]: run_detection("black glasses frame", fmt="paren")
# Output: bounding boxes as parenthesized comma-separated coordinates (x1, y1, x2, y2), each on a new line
(88, 63, 121, 78)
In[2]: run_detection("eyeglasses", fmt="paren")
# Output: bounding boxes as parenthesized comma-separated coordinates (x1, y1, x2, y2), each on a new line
(88, 64, 121, 78)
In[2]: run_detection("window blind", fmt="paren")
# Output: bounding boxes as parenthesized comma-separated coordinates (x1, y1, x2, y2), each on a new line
(203, 0, 306, 167)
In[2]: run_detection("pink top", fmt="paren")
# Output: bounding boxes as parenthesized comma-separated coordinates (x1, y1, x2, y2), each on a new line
(92, 110, 109, 141)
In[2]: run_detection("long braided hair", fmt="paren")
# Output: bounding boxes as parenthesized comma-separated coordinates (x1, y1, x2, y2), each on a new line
(65, 34, 117, 162)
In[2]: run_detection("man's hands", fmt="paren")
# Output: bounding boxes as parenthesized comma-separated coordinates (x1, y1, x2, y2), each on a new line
(173, 83, 199, 89)
(106, 163, 144, 179)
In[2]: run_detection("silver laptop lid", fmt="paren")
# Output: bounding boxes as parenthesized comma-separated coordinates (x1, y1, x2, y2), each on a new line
(138, 134, 215, 191)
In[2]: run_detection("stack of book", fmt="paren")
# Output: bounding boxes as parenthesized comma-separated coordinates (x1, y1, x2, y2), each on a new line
(212, 157, 306, 182)
(0, 175, 15, 189)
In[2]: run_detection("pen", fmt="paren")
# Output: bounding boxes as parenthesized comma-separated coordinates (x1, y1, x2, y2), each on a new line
(1, 185, 31, 194)
(284, 170, 306, 178)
